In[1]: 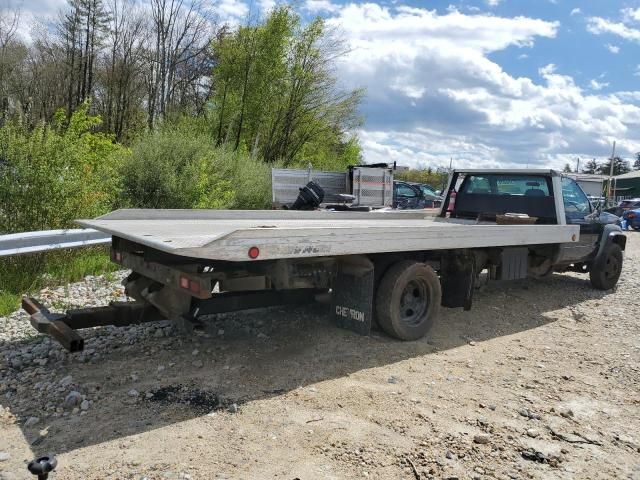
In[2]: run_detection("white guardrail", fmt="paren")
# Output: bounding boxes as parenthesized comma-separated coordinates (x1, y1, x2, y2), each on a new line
(0, 229, 111, 257)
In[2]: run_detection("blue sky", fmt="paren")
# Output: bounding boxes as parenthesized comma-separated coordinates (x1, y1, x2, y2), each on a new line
(10, 0, 640, 170)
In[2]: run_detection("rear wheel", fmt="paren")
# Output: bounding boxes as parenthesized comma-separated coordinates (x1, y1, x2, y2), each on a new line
(375, 260, 441, 341)
(589, 243, 623, 290)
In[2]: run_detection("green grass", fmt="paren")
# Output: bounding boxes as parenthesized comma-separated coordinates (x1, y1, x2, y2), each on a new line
(0, 247, 118, 316)
(0, 291, 19, 317)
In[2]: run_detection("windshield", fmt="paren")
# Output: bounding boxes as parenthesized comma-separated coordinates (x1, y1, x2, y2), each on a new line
(420, 185, 437, 196)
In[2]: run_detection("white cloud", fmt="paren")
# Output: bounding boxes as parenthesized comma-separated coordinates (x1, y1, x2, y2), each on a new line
(486, 0, 502, 6)
(12, 0, 65, 16)
(589, 79, 609, 91)
(606, 43, 620, 53)
(570, 8, 581, 16)
(2, 0, 65, 42)
(304, 0, 340, 14)
(322, 4, 640, 169)
(258, 0, 276, 14)
(587, 8, 640, 43)
(622, 7, 640, 23)
(587, 16, 640, 41)
(215, 0, 249, 24)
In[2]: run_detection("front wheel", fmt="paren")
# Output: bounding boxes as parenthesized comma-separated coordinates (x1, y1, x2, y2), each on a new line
(589, 243, 623, 290)
(375, 260, 441, 341)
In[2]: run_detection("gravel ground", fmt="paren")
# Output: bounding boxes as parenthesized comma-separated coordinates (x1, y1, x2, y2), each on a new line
(1, 235, 639, 479)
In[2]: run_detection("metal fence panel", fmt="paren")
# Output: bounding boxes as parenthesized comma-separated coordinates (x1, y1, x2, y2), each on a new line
(271, 168, 349, 206)
(351, 167, 394, 207)
(0, 229, 111, 257)
(271, 167, 394, 208)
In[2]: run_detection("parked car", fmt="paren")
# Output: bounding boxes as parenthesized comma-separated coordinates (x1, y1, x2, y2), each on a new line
(414, 183, 443, 208)
(605, 198, 640, 217)
(393, 181, 443, 209)
(623, 208, 640, 230)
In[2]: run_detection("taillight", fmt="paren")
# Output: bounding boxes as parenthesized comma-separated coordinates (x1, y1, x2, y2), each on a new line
(628, 213, 636, 218)
(248, 246, 260, 259)
(179, 275, 202, 295)
(189, 280, 200, 295)
(447, 191, 457, 212)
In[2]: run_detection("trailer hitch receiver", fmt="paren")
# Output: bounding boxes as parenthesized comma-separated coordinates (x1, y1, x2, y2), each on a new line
(22, 297, 85, 352)
(22, 296, 164, 353)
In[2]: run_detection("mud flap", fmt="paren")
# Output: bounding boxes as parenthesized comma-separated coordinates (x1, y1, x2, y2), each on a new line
(441, 252, 475, 311)
(332, 256, 374, 335)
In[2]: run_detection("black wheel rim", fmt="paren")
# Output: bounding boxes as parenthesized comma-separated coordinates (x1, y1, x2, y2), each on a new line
(604, 254, 620, 280)
(399, 279, 429, 327)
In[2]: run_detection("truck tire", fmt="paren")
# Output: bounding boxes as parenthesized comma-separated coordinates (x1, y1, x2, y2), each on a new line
(589, 243, 623, 290)
(375, 260, 441, 341)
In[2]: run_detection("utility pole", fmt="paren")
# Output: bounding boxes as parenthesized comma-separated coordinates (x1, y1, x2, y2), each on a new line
(607, 141, 616, 201)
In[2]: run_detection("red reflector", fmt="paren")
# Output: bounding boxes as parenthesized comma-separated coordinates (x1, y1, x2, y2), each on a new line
(248, 246, 260, 259)
(179, 276, 189, 289)
(189, 280, 200, 294)
(114, 251, 122, 262)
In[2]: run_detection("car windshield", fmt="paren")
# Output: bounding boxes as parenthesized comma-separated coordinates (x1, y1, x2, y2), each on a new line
(420, 185, 436, 196)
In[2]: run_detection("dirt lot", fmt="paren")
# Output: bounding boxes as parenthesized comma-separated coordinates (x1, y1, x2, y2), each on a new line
(1, 234, 639, 480)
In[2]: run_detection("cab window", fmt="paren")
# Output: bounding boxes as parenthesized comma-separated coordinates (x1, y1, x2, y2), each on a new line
(561, 177, 591, 218)
(461, 175, 550, 196)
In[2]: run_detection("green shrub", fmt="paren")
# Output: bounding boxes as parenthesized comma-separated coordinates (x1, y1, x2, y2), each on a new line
(119, 124, 273, 210)
(0, 103, 122, 234)
(221, 151, 273, 209)
(119, 126, 234, 209)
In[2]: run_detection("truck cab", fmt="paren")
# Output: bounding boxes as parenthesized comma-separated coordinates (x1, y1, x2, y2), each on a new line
(440, 169, 626, 286)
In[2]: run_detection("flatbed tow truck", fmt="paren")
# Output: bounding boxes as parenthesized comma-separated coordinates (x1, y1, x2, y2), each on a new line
(22, 170, 626, 352)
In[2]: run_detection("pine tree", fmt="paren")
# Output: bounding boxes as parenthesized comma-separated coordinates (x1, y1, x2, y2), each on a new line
(582, 158, 598, 174)
(597, 157, 631, 176)
(60, 0, 109, 115)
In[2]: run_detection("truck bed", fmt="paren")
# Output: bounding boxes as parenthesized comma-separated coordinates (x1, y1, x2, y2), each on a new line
(77, 209, 579, 262)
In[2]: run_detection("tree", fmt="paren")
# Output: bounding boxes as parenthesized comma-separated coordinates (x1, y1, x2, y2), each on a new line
(211, 7, 364, 167)
(0, 1, 22, 124)
(59, 0, 110, 116)
(562, 163, 572, 173)
(634, 153, 640, 170)
(98, 0, 146, 140)
(146, 0, 214, 128)
(597, 156, 631, 176)
(582, 158, 598, 174)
